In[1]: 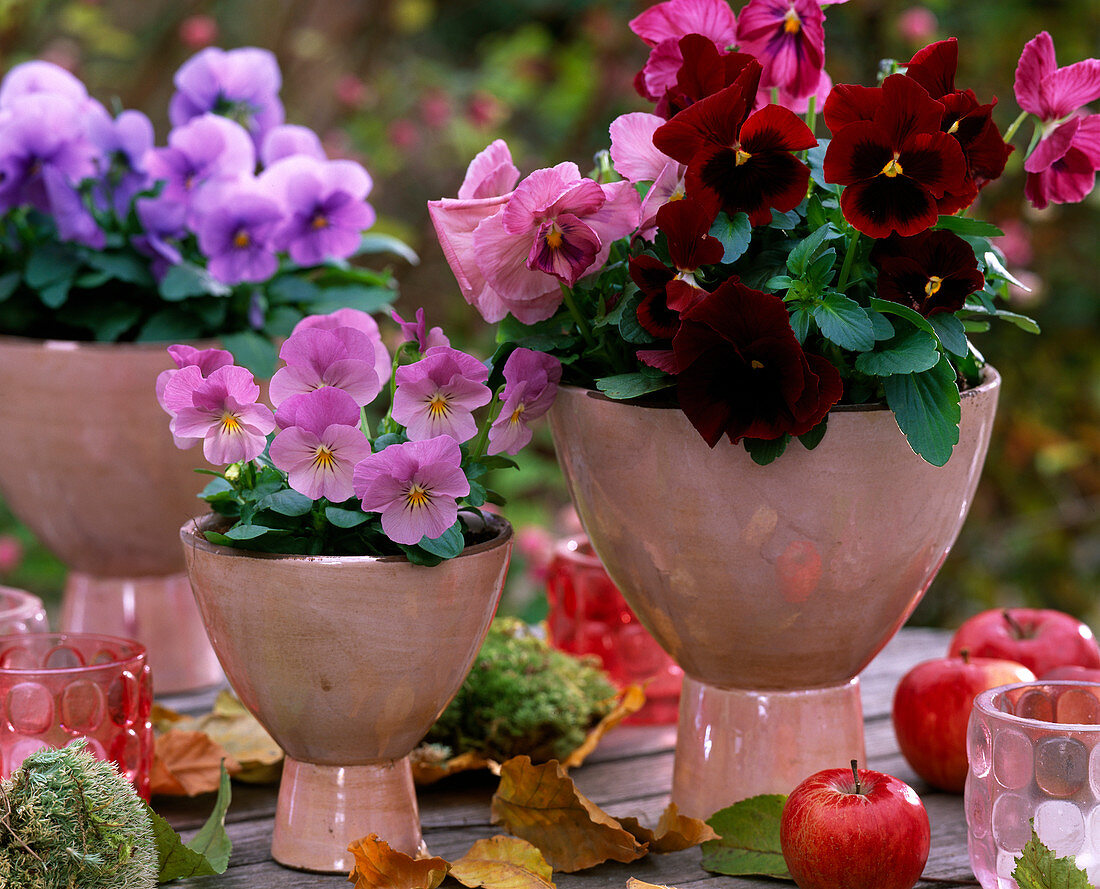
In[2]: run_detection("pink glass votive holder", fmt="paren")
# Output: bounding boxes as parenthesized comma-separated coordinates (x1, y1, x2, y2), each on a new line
(966, 680, 1100, 888)
(546, 536, 682, 724)
(0, 632, 153, 798)
(0, 586, 48, 635)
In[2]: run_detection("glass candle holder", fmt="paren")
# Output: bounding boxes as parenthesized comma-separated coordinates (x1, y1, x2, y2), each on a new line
(0, 632, 153, 798)
(0, 586, 48, 635)
(546, 536, 682, 724)
(966, 680, 1100, 888)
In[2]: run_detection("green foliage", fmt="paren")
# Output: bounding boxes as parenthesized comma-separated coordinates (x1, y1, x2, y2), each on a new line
(425, 617, 618, 763)
(701, 794, 791, 880)
(0, 743, 158, 888)
(1013, 829, 1092, 889)
(143, 765, 232, 882)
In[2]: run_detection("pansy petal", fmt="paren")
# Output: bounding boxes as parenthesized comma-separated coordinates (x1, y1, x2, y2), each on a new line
(1014, 31, 1059, 117)
(609, 112, 675, 183)
(629, 0, 738, 48)
(1025, 117, 1079, 173)
(458, 139, 520, 200)
(474, 212, 562, 323)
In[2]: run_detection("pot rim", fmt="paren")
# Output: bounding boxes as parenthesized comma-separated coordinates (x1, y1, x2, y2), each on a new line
(0, 334, 221, 353)
(561, 363, 1000, 413)
(181, 511, 513, 564)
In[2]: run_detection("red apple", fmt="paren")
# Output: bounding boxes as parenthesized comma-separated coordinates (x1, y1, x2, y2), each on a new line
(949, 607, 1100, 678)
(1041, 664, 1100, 682)
(780, 762, 930, 889)
(892, 652, 1034, 792)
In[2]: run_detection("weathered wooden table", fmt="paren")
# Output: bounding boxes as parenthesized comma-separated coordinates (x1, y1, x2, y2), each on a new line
(157, 627, 979, 887)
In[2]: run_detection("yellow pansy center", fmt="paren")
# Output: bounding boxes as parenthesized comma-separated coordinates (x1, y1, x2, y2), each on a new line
(880, 154, 904, 178)
(220, 412, 242, 434)
(510, 403, 527, 426)
(234, 230, 251, 249)
(311, 213, 329, 230)
(406, 484, 430, 509)
(925, 276, 944, 297)
(428, 392, 451, 417)
(312, 446, 336, 470)
(751, 359, 765, 370)
(735, 148, 753, 166)
(784, 8, 801, 34)
(544, 224, 564, 250)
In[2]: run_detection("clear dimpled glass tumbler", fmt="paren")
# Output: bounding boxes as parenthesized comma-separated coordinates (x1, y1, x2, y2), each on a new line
(0, 586, 48, 635)
(0, 632, 153, 797)
(966, 681, 1100, 887)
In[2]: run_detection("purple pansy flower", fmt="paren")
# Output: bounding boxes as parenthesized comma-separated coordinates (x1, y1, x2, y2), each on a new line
(193, 179, 284, 284)
(487, 349, 562, 456)
(392, 348, 491, 443)
(269, 326, 382, 408)
(169, 46, 285, 148)
(292, 309, 391, 386)
(0, 59, 89, 107)
(353, 435, 470, 545)
(392, 307, 450, 353)
(156, 344, 235, 447)
(87, 108, 155, 216)
(260, 155, 376, 265)
(269, 387, 371, 502)
(162, 364, 275, 465)
(261, 124, 326, 166)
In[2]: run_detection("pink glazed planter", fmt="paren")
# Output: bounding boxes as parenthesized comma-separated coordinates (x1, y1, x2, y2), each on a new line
(548, 369, 1001, 819)
(181, 514, 512, 873)
(0, 337, 220, 694)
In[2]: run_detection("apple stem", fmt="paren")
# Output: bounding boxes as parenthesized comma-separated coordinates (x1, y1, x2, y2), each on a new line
(850, 759, 861, 794)
(960, 648, 970, 664)
(1003, 609, 1027, 639)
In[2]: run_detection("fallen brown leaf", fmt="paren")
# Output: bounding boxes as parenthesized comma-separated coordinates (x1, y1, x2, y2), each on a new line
(150, 730, 241, 796)
(490, 756, 647, 872)
(410, 749, 495, 785)
(620, 803, 718, 853)
(450, 836, 555, 889)
(346, 834, 450, 889)
(626, 879, 679, 889)
(560, 685, 646, 770)
(195, 691, 283, 783)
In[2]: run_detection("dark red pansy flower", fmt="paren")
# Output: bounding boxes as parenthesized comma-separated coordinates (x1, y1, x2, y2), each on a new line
(823, 73, 968, 238)
(654, 60, 817, 226)
(870, 229, 985, 316)
(822, 83, 882, 132)
(672, 278, 843, 446)
(629, 254, 681, 338)
(904, 39, 1013, 211)
(657, 34, 758, 119)
(657, 198, 724, 313)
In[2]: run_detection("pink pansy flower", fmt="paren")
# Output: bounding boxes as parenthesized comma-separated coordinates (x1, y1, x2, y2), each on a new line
(1015, 32, 1100, 209)
(392, 307, 450, 352)
(293, 308, 392, 386)
(736, 0, 826, 101)
(156, 345, 235, 447)
(162, 364, 275, 465)
(392, 348, 491, 443)
(269, 386, 371, 502)
(269, 326, 382, 409)
(609, 112, 687, 236)
(353, 435, 470, 545)
(630, 0, 739, 103)
(473, 162, 641, 323)
(427, 139, 520, 323)
(487, 348, 562, 456)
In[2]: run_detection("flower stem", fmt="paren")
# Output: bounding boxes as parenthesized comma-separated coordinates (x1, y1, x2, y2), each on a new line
(837, 231, 862, 292)
(468, 386, 505, 462)
(805, 95, 817, 138)
(560, 282, 596, 349)
(1002, 110, 1029, 145)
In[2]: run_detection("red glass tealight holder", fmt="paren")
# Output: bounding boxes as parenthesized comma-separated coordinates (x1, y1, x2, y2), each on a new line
(0, 632, 154, 798)
(546, 537, 682, 724)
(0, 586, 48, 635)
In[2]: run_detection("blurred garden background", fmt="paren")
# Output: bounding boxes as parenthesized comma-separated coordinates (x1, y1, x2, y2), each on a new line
(1, 0, 1099, 628)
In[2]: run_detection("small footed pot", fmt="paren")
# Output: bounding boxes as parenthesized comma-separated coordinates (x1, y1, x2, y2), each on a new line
(181, 514, 512, 873)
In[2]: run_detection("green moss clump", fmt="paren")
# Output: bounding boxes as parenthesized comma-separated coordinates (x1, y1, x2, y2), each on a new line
(0, 743, 157, 889)
(426, 617, 618, 763)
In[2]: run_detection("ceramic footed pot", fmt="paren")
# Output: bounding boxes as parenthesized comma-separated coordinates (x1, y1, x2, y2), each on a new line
(548, 368, 1001, 818)
(181, 514, 512, 873)
(0, 337, 221, 693)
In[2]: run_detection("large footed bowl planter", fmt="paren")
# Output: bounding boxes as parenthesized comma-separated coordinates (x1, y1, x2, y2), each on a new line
(181, 514, 512, 873)
(548, 369, 1001, 819)
(0, 336, 220, 693)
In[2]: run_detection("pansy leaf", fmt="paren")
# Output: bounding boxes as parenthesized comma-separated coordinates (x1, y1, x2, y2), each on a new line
(259, 490, 314, 517)
(309, 285, 395, 316)
(201, 477, 235, 497)
(264, 305, 303, 338)
(962, 319, 991, 333)
(618, 293, 656, 345)
(868, 297, 938, 338)
(807, 141, 834, 192)
(39, 279, 72, 309)
(325, 506, 370, 528)
(709, 211, 752, 263)
(372, 433, 407, 452)
(203, 531, 235, 546)
(479, 455, 520, 471)
(159, 263, 229, 301)
(267, 276, 323, 305)
(744, 435, 789, 465)
(992, 309, 1041, 334)
(789, 305, 813, 343)
(883, 354, 961, 467)
(813, 292, 875, 351)
(928, 313, 969, 357)
(85, 250, 154, 286)
(786, 223, 835, 277)
(221, 331, 278, 378)
(417, 522, 465, 559)
(982, 249, 1032, 292)
(0, 269, 20, 302)
(356, 232, 420, 265)
(869, 310, 895, 341)
(769, 209, 800, 230)
(224, 524, 279, 541)
(799, 417, 828, 450)
(135, 308, 205, 342)
(26, 243, 80, 288)
(855, 328, 940, 376)
(466, 479, 488, 508)
(934, 216, 1004, 238)
(596, 371, 673, 400)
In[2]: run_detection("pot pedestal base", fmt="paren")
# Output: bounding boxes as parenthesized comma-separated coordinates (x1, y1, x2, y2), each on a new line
(60, 571, 223, 695)
(273, 756, 426, 873)
(671, 676, 865, 819)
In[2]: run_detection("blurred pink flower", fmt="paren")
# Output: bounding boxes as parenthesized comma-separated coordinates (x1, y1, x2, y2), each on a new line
(467, 92, 505, 128)
(179, 15, 218, 50)
(1015, 32, 1100, 209)
(897, 7, 937, 45)
(0, 535, 23, 574)
(335, 74, 368, 109)
(387, 119, 419, 151)
(420, 90, 453, 129)
(736, 0, 826, 100)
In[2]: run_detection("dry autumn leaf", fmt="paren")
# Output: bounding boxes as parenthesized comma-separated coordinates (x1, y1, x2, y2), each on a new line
(450, 836, 555, 889)
(347, 834, 450, 889)
(150, 730, 241, 796)
(197, 691, 283, 783)
(619, 803, 718, 853)
(560, 685, 646, 770)
(627, 879, 680, 889)
(490, 756, 647, 872)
